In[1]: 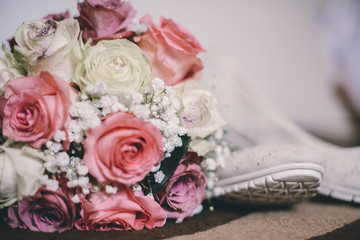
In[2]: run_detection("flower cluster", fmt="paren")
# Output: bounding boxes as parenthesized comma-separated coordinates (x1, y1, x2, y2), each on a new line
(0, 0, 227, 233)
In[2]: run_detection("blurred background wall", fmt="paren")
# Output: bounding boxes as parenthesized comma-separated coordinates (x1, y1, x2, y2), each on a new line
(0, 0, 358, 144)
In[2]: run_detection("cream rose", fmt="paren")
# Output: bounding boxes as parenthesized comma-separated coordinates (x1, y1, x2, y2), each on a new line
(14, 18, 83, 82)
(0, 143, 44, 209)
(74, 39, 152, 95)
(0, 44, 25, 91)
(174, 80, 227, 139)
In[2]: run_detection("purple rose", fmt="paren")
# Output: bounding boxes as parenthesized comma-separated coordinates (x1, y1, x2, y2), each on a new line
(157, 152, 206, 219)
(77, 0, 136, 42)
(7, 187, 75, 233)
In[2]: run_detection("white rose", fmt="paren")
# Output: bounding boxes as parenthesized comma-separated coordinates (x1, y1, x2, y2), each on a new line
(189, 138, 211, 156)
(0, 44, 26, 91)
(74, 39, 152, 96)
(174, 80, 227, 139)
(14, 18, 83, 82)
(0, 143, 44, 209)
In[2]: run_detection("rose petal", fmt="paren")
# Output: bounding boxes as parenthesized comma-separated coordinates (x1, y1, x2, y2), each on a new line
(83, 112, 163, 185)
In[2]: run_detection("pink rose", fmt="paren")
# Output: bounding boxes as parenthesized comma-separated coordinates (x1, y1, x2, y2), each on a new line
(134, 15, 205, 86)
(75, 185, 167, 231)
(2, 72, 71, 149)
(157, 152, 206, 219)
(83, 112, 163, 185)
(77, 0, 136, 43)
(7, 187, 76, 233)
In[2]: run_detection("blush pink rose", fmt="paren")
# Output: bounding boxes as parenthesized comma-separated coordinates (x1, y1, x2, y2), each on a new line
(77, 0, 136, 43)
(134, 15, 205, 86)
(157, 152, 206, 219)
(7, 187, 76, 233)
(75, 185, 167, 231)
(83, 112, 163, 185)
(2, 72, 71, 149)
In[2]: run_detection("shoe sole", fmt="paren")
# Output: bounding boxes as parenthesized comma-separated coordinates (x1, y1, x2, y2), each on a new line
(212, 163, 324, 204)
(319, 181, 360, 204)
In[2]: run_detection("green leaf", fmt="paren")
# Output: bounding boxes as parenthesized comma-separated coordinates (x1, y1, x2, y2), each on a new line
(142, 135, 190, 195)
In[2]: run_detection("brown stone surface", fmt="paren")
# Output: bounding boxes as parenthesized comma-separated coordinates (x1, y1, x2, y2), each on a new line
(1, 196, 359, 240)
(167, 197, 360, 240)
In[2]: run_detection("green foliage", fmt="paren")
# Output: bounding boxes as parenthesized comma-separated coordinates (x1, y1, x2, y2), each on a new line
(142, 135, 190, 195)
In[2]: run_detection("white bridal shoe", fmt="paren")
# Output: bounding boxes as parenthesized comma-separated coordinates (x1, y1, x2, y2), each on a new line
(212, 145, 324, 204)
(203, 53, 360, 203)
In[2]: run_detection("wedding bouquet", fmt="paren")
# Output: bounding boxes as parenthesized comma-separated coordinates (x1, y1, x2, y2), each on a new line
(0, 0, 230, 232)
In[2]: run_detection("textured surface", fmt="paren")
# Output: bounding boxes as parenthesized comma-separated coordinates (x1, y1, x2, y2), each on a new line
(167, 197, 360, 240)
(221, 175, 321, 204)
(1, 196, 359, 240)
